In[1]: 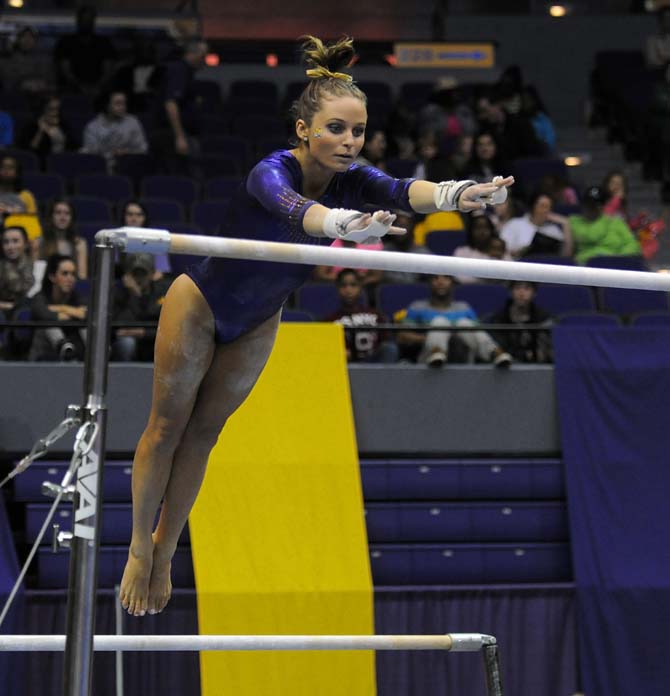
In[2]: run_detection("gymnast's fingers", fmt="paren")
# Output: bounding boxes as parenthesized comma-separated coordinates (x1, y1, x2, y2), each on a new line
(388, 226, 407, 235)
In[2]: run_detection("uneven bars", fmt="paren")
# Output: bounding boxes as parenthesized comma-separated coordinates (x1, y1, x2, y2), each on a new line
(0, 633, 494, 652)
(98, 227, 670, 292)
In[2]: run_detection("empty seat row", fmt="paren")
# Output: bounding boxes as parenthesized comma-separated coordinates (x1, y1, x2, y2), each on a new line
(25, 500, 567, 545)
(35, 542, 570, 588)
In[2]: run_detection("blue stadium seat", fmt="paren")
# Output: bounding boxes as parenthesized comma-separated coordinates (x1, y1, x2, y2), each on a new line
(199, 114, 230, 135)
(115, 154, 156, 184)
(230, 114, 287, 141)
(453, 284, 508, 318)
(281, 310, 314, 322)
(535, 284, 595, 314)
(23, 172, 66, 201)
(193, 79, 223, 110)
(425, 230, 468, 256)
(557, 312, 622, 326)
(69, 195, 112, 223)
(191, 200, 230, 235)
(47, 153, 106, 180)
(75, 174, 133, 205)
(297, 284, 340, 318)
(630, 312, 670, 326)
(37, 546, 194, 589)
(198, 135, 250, 166)
(141, 175, 199, 210)
(204, 177, 241, 200)
(4, 147, 39, 173)
(75, 221, 113, 247)
(142, 197, 185, 223)
(377, 283, 429, 318)
(599, 287, 669, 315)
(197, 155, 244, 179)
(586, 255, 648, 272)
(521, 254, 577, 266)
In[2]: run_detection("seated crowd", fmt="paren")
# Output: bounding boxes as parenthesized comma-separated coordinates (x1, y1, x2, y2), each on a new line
(0, 11, 658, 364)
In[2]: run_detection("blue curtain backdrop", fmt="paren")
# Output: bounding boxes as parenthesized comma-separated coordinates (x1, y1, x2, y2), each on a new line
(554, 327, 670, 696)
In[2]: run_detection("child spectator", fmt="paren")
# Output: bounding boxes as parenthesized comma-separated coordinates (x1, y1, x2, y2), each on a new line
(39, 199, 88, 280)
(111, 253, 171, 362)
(324, 268, 397, 363)
(397, 274, 512, 368)
(569, 186, 641, 265)
(500, 192, 572, 259)
(81, 91, 148, 173)
(0, 154, 42, 245)
(29, 254, 86, 361)
(489, 280, 553, 363)
(453, 213, 511, 284)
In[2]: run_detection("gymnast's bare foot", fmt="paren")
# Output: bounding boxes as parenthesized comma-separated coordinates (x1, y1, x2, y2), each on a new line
(147, 543, 173, 614)
(119, 541, 153, 617)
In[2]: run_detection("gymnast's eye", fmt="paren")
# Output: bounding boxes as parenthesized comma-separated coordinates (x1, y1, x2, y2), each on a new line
(353, 126, 365, 138)
(327, 123, 344, 134)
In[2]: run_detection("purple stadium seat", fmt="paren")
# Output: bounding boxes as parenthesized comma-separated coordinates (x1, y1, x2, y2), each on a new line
(76, 221, 111, 246)
(141, 197, 185, 223)
(23, 172, 66, 201)
(586, 255, 648, 271)
(600, 287, 669, 314)
(631, 312, 670, 326)
(204, 177, 241, 200)
(481, 543, 572, 583)
(453, 284, 508, 317)
(47, 153, 106, 180)
(141, 175, 199, 210)
(535, 284, 595, 314)
(281, 310, 314, 322)
(191, 200, 230, 235)
(425, 230, 468, 256)
(69, 195, 112, 223)
(75, 174, 133, 205)
(229, 80, 280, 106)
(521, 254, 577, 266)
(557, 312, 622, 326)
(377, 283, 429, 318)
(196, 155, 244, 179)
(5, 147, 39, 173)
(385, 157, 418, 179)
(231, 114, 287, 141)
(198, 135, 250, 164)
(192, 79, 223, 109)
(115, 153, 156, 183)
(297, 283, 340, 318)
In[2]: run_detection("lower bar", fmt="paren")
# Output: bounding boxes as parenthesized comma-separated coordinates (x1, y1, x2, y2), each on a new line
(0, 633, 495, 652)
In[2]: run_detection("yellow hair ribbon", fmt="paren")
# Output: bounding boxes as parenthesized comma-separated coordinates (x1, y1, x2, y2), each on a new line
(306, 67, 353, 82)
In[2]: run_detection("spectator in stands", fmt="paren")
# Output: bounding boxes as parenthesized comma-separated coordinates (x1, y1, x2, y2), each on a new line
(646, 7, 670, 82)
(569, 186, 641, 265)
(0, 26, 55, 98)
(448, 134, 474, 179)
(111, 253, 171, 362)
(29, 254, 86, 361)
(466, 131, 508, 184)
(476, 90, 544, 161)
(324, 268, 397, 363)
(81, 91, 148, 173)
(0, 225, 34, 317)
(382, 210, 427, 284)
(489, 281, 553, 363)
(487, 235, 508, 261)
(0, 154, 42, 246)
(602, 170, 628, 219)
(155, 37, 208, 163)
(120, 200, 170, 279)
(537, 173, 579, 208)
(500, 192, 572, 259)
(54, 5, 117, 96)
(356, 127, 387, 170)
(397, 274, 512, 368)
(496, 65, 524, 115)
(521, 86, 556, 154)
(490, 195, 524, 233)
(418, 77, 477, 144)
(39, 199, 88, 280)
(453, 212, 511, 284)
(112, 36, 161, 114)
(20, 96, 72, 160)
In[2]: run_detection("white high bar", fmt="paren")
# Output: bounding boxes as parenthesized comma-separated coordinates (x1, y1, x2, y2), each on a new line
(0, 633, 494, 652)
(99, 227, 670, 292)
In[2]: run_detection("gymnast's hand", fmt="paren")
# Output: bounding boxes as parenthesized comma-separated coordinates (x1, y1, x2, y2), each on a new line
(458, 176, 515, 212)
(323, 208, 407, 244)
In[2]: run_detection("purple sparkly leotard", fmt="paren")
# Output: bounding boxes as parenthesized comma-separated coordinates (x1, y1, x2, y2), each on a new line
(186, 150, 414, 343)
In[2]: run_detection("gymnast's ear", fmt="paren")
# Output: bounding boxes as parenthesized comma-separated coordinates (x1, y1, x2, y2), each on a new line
(295, 119, 309, 143)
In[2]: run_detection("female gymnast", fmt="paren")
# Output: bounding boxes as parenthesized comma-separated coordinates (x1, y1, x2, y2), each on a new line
(120, 35, 513, 616)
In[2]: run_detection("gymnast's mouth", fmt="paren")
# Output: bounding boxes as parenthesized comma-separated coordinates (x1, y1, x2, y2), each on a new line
(334, 154, 354, 162)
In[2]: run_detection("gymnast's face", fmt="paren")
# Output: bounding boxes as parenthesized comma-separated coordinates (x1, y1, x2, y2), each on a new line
(299, 95, 367, 172)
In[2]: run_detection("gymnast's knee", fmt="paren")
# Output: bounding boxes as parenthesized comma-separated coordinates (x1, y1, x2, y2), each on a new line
(143, 415, 189, 455)
(179, 417, 227, 456)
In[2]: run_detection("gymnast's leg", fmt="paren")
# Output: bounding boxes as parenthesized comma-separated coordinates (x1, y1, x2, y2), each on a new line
(120, 274, 216, 616)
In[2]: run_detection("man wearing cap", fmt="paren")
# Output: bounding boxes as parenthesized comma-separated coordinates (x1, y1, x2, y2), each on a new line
(111, 253, 171, 361)
(568, 186, 641, 265)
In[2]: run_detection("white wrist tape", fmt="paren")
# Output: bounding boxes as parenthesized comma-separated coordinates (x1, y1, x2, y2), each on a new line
(434, 180, 477, 211)
(323, 208, 393, 243)
(484, 176, 508, 205)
